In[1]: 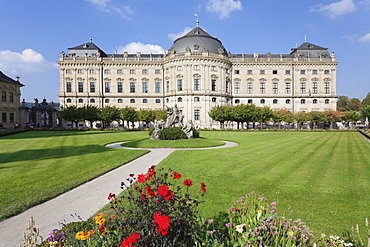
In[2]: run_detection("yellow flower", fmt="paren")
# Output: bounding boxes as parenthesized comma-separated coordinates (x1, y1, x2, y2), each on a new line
(94, 213, 104, 221)
(75, 230, 94, 240)
(96, 218, 106, 225)
(110, 215, 116, 218)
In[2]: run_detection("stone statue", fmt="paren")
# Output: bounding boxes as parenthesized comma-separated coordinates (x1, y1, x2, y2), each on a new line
(150, 120, 164, 140)
(182, 120, 194, 138)
(34, 98, 39, 105)
(164, 104, 184, 128)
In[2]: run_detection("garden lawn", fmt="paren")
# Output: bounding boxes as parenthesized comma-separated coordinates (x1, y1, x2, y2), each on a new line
(157, 131, 370, 237)
(0, 130, 148, 220)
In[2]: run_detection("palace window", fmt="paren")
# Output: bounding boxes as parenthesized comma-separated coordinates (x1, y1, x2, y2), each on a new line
(177, 79, 183, 91)
(117, 82, 123, 93)
(104, 69, 110, 74)
(234, 70, 239, 74)
(272, 82, 278, 94)
(285, 83, 291, 94)
(301, 99, 306, 104)
(194, 79, 200, 91)
(285, 70, 291, 75)
(130, 70, 135, 74)
(194, 97, 200, 102)
(177, 66, 183, 71)
(260, 70, 265, 75)
(235, 99, 240, 104)
(273, 99, 278, 104)
(105, 99, 110, 103)
(194, 65, 200, 70)
(324, 82, 330, 94)
(155, 82, 161, 93)
(142, 82, 148, 93)
(78, 82, 83, 93)
(235, 82, 240, 94)
(312, 70, 318, 74)
(78, 98, 83, 103)
(247, 70, 253, 74)
(286, 99, 291, 104)
(166, 81, 169, 92)
(300, 70, 305, 74)
(312, 82, 317, 94)
(90, 99, 95, 103)
(130, 82, 135, 93)
(10, 113, 14, 123)
(66, 69, 71, 74)
(313, 99, 318, 104)
(260, 99, 265, 104)
(248, 99, 253, 104)
(300, 82, 306, 93)
(212, 97, 216, 102)
(143, 99, 148, 103)
(142, 69, 148, 74)
(118, 99, 123, 103)
(117, 69, 123, 74)
(247, 82, 253, 94)
(66, 98, 72, 103)
(66, 82, 72, 93)
(90, 82, 95, 93)
(260, 82, 265, 94)
(2, 113, 6, 123)
(211, 66, 217, 71)
(130, 99, 135, 103)
(89, 69, 95, 74)
(194, 110, 200, 120)
(105, 82, 110, 93)
(325, 99, 330, 104)
(324, 70, 330, 74)
(226, 81, 229, 93)
(273, 70, 278, 74)
(78, 69, 83, 74)
(178, 97, 183, 102)
(155, 70, 160, 74)
(156, 99, 161, 103)
(211, 80, 216, 91)
(9, 92, 14, 102)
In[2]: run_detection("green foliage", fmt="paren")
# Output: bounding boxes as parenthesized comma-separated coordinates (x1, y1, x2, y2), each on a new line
(98, 106, 120, 128)
(154, 109, 167, 121)
(360, 105, 370, 120)
(362, 92, 370, 107)
(120, 106, 138, 128)
(230, 104, 257, 129)
(60, 106, 81, 128)
(79, 105, 101, 127)
(158, 127, 187, 140)
(344, 111, 361, 122)
(208, 105, 232, 128)
(138, 109, 156, 125)
(347, 98, 362, 111)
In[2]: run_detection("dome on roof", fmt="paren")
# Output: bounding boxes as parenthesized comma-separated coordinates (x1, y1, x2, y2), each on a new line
(169, 27, 227, 55)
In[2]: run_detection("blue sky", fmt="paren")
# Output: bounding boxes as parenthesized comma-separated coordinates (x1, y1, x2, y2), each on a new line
(0, 0, 369, 102)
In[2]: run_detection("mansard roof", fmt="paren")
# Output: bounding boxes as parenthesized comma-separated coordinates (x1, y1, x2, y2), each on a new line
(0, 71, 24, 86)
(67, 42, 107, 57)
(169, 27, 227, 55)
(290, 42, 330, 58)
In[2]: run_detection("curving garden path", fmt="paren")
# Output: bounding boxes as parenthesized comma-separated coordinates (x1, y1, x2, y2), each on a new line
(0, 141, 238, 247)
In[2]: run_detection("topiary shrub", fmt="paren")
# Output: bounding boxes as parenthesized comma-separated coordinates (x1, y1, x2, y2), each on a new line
(158, 127, 187, 140)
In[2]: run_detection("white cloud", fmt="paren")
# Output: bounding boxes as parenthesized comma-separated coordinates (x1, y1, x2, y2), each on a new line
(0, 49, 56, 75)
(311, 0, 356, 18)
(85, 0, 133, 20)
(168, 27, 193, 41)
(117, 42, 165, 54)
(359, 33, 370, 42)
(206, 0, 242, 19)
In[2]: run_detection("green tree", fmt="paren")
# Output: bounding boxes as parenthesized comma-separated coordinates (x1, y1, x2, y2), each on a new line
(79, 105, 101, 128)
(294, 111, 310, 129)
(120, 106, 138, 129)
(138, 109, 156, 127)
(337, 96, 349, 112)
(308, 111, 328, 129)
(59, 106, 81, 129)
(208, 105, 232, 129)
(154, 109, 167, 121)
(347, 98, 362, 111)
(272, 109, 295, 129)
(360, 105, 370, 122)
(343, 111, 360, 122)
(362, 92, 370, 107)
(98, 106, 120, 128)
(255, 106, 273, 129)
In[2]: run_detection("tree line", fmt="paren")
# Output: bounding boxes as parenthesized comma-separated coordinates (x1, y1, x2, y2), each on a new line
(60, 105, 166, 129)
(208, 104, 370, 129)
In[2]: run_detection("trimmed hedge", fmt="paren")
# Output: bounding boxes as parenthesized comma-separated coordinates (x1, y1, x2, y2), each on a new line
(159, 127, 187, 140)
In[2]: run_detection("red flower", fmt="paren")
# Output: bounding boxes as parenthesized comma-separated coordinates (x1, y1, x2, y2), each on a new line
(107, 193, 115, 200)
(154, 212, 170, 236)
(183, 179, 193, 187)
(172, 171, 182, 179)
(141, 192, 147, 201)
(121, 232, 140, 247)
(145, 186, 156, 198)
(137, 174, 147, 183)
(146, 166, 156, 180)
(157, 185, 173, 200)
(200, 183, 206, 193)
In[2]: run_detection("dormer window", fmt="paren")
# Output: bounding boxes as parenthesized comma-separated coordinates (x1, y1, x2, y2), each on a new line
(194, 44, 199, 50)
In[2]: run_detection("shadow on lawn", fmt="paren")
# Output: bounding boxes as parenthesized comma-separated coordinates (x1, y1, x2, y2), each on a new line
(0, 145, 120, 164)
(0, 130, 114, 140)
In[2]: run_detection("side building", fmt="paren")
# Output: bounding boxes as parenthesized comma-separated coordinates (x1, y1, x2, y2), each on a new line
(58, 27, 338, 128)
(0, 71, 24, 129)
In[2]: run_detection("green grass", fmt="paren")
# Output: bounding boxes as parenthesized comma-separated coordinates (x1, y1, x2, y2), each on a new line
(0, 130, 148, 220)
(1, 130, 370, 238)
(121, 137, 225, 148)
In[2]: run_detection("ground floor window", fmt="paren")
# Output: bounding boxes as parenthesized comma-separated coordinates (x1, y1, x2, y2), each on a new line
(194, 109, 200, 120)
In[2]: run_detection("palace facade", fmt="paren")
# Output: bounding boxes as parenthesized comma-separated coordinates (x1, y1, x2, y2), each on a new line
(58, 26, 338, 128)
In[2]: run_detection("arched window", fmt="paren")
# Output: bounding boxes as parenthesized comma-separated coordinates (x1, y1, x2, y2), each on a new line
(178, 97, 182, 102)
(313, 99, 318, 104)
(212, 97, 216, 102)
(235, 99, 240, 104)
(90, 99, 95, 103)
(130, 99, 135, 103)
(66, 98, 72, 103)
(194, 97, 200, 102)
(260, 99, 265, 104)
(273, 99, 278, 104)
(166, 98, 169, 103)
(155, 99, 161, 103)
(118, 99, 123, 103)
(143, 99, 148, 103)
(325, 99, 330, 104)
(286, 99, 291, 104)
(78, 98, 83, 103)
(301, 99, 306, 104)
(248, 99, 253, 104)
(105, 99, 110, 103)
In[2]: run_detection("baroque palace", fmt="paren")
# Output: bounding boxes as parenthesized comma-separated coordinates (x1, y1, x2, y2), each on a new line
(58, 26, 338, 128)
